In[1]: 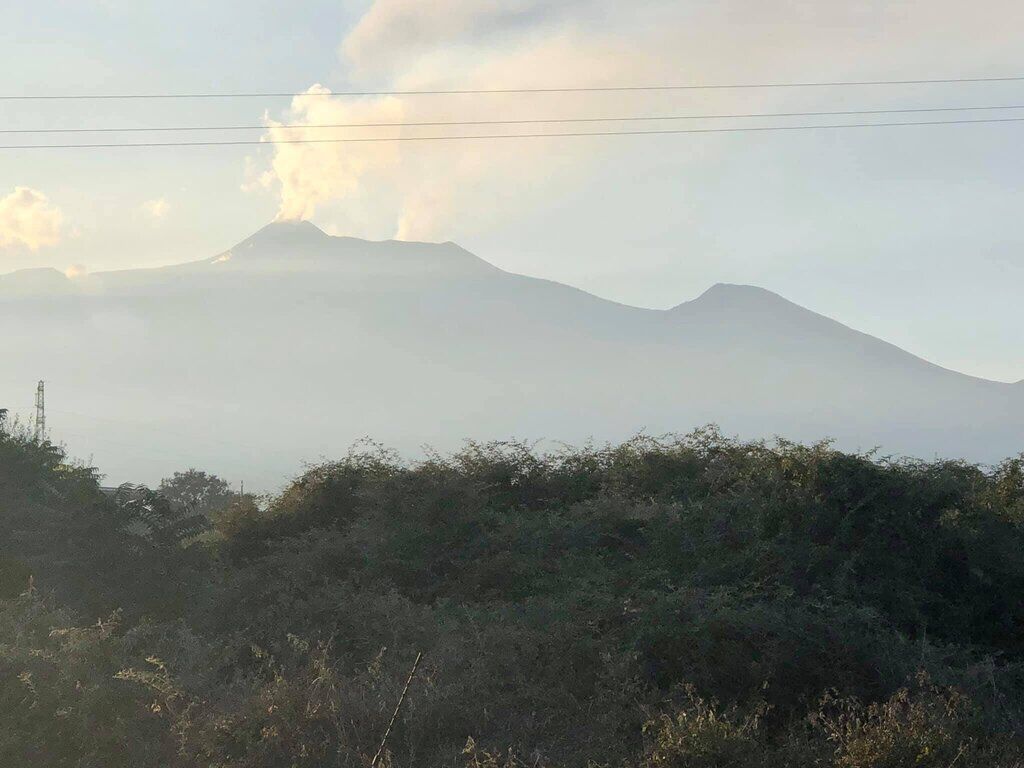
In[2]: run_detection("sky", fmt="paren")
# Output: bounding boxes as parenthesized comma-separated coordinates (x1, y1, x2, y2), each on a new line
(1, 0, 1022, 382)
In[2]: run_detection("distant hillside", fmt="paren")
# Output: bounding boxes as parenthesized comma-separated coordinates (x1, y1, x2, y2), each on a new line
(1, 221, 1020, 485)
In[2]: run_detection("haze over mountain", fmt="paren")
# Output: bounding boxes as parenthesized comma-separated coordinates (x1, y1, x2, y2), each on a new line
(1, 221, 1020, 488)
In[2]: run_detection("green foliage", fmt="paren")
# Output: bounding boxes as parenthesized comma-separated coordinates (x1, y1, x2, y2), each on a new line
(0, 593, 174, 767)
(0, 554, 32, 600)
(157, 469, 236, 518)
(210, 492, 265, 539)
(0, 430, 208, 616)
(3, 429, 1024, 766)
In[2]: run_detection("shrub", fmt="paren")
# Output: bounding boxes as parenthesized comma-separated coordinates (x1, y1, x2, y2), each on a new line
(640, 686, 766, 768)
(813, 674, 1017, 768)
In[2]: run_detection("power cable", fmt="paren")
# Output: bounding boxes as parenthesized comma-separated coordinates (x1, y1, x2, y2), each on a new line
(3, 75, 1024, 100)
(4, 103, 1024, 134)
(2, 115, 1023, 150)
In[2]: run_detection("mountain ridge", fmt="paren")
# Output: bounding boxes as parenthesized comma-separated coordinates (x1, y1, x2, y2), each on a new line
(1, 223, 1016, 390)
(1, 222, 1020, 485)
(0, 223, 1011, 389)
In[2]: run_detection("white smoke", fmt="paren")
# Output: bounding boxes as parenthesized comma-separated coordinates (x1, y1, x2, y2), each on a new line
(250, 0, 1024, 240)
(142, 197, 171, 220)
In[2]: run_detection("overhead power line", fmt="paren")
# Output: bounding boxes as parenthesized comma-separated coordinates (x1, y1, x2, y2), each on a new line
(2, 115, 1023, 150)
(5, 103, 1024, 134)
(2, 75, 1024, 100)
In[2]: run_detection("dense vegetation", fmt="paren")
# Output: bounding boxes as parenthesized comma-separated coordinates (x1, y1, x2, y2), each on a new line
(2, 423, 1024, 766)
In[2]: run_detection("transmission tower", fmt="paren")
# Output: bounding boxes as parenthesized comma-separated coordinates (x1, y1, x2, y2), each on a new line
(34, 380, 46, 442)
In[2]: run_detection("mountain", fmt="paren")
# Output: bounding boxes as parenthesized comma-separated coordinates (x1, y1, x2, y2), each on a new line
(1, 222, 1020, 487)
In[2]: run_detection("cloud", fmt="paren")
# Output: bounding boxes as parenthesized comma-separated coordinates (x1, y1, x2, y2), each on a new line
(142, 197, 170, 219)
(0, 187, 63, 251)
(341, 0, 594, 76)
(250, 0, 1024, 241)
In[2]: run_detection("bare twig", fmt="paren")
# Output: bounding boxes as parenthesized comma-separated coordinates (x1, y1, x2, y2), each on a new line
(370, 651, 424, 768)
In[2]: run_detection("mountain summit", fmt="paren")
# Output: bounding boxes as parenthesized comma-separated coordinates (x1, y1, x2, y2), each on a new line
(1, 225, 1020, 485)
(205, 219, 332, 268)
(238, 219, 330, 248)
(202, 221, 496, 277)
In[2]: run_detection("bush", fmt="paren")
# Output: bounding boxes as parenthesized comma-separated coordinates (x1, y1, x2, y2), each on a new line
(0, 593, 173, 767)
(813, 675, 1018, 768)
(640, 687, 766, 768)
(4, 429, 1024, 766)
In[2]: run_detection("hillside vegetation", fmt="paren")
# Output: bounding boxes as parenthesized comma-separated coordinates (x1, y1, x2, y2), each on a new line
(2, 425, 1024, 766)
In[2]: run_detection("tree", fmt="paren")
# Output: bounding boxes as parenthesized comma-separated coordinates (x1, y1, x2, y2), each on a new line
(157, 469, 235, 518)
(0, 430, 206, 615)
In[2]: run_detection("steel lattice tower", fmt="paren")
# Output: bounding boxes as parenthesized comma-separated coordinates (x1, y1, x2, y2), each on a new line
(34, 380, 45, 442)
